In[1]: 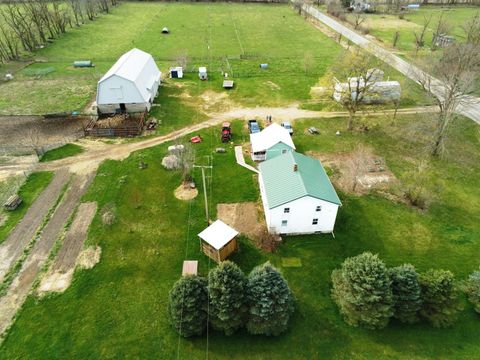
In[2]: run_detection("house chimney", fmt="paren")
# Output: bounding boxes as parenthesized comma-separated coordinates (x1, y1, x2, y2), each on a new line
(293, 163, 298, 172)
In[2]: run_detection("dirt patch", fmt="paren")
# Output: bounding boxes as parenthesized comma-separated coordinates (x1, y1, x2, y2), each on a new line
(308, 148, 398, 195)
(77, 245, 101, 269)
(265, 81, 281, 91)
(174, 184, 198, 200)
(38, 269, 74, 294)
(198, 90, 234, 112)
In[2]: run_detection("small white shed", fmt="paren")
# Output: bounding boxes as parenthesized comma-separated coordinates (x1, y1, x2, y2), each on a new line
(250, 123, 296, 162)
(199, 67, 207, 80)
(170, 67, 183, 79)
(198, 220, 239, 262)
(96, 48, 161, 114)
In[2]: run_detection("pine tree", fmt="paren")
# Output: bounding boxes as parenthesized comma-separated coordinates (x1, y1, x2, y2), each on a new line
(208, 261, 248, 335)
(465, 268, 480, 314)
(419, 269, 461, 328)
(389, 264, 422, 324)
(331, 252, 393, 329)
(246, 262, 295, 336)
(168, 275, 208, 337)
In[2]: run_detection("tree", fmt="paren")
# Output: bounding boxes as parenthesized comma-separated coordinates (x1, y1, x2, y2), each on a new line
(331, 49, 379, 130)
(246, 262, 295, 336)
(389, 264, 422, 324)
(413, 15, 431, 56)
(168, 275, 208, 337)
(413, 18, 480, 157)
(208, 261, 248, 335)
(331, 252, 393, 329)
(464, 268, 480, 314)
(419, 269, 461, 328)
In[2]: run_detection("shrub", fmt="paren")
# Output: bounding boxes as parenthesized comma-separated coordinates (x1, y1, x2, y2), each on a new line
(389, 264, 422, 324)
(331, 252, 393, 329)
(464, 269, 480, 314)
(162, 155, 180, 170)
(168, 276, 208, 337)
(246, 262, 295, 336)
(208, 261, 248, 335)
(419, 269, 461, 328)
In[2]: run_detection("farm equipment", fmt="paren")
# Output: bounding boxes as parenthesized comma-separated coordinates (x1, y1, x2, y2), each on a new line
(190, 135, 203, 143)
(4, 195, 22, 211)
(221, 122, 232, 142)
(308, 127, 319, 135)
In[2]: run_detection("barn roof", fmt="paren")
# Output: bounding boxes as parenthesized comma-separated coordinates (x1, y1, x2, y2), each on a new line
(250, 123, 296, 153)
(198, 220, 239, 250)
(259, 151, 341, 209)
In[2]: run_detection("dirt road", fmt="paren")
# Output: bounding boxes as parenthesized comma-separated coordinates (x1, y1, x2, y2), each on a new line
(302, 5, 480, 125)
(0, 169, 70, 283)
(0, 172, 94, 336)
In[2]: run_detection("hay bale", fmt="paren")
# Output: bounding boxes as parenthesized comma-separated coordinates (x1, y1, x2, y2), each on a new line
(162, 155, 181, 170)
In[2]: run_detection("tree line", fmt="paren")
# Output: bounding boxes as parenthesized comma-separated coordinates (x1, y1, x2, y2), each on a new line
(168, 261, 295, 337)
(0, 0, 118, 63)
(332, 252, 480, 329)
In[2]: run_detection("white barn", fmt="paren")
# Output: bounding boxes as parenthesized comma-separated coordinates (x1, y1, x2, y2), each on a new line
(250, 123, 296, 162)
(258, 151, 341, 235)
(96, 48, 161, 114)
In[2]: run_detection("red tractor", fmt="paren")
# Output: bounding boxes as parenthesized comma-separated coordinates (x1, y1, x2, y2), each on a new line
(221, 122, 232, 142)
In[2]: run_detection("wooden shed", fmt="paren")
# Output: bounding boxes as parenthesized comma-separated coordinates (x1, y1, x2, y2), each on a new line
(198, 220, 239, 263)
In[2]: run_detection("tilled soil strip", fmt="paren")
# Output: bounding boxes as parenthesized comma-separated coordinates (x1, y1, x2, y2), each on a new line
(0, 169, 70, 283)
(0, 172, 94, 337)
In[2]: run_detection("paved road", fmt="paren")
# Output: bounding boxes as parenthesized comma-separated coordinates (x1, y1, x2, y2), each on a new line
(302, 5, 480, 125)
(0, 172, 94, 336)
(0, 169, 70, 283)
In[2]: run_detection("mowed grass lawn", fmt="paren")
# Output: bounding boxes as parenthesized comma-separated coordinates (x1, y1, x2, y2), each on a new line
(1, 114, 480, 359)
(0, 3, 343, 115)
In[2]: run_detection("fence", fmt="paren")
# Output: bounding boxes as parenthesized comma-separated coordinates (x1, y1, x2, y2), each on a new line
(84, 112, 146, 137)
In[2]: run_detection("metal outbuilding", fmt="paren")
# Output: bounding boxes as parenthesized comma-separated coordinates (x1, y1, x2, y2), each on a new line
(96, 48, 162, 114)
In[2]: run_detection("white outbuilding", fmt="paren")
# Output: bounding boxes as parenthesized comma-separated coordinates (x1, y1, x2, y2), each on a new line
(250, 123, 296, 161)
(96, 48, 161, 114)
(199, 67, 207, 80)
(198, 220, 239, 262)
(258, 151, 341, 235)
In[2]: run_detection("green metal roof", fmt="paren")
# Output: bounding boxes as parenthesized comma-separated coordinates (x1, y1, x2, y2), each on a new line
(259, 151, 342, 209)
(266, 142, 294, 160)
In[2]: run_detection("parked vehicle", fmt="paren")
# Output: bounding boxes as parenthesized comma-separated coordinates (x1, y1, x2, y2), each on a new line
(190, 135, 202, 143)
(248, 119, 260, 134)
(308, 127, 319, 135)
(281, 121, 293, 135)
(221, 122, 232, 142)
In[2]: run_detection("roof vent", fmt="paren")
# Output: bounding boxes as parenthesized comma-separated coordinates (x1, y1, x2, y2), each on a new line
(293, 163, 298, 172)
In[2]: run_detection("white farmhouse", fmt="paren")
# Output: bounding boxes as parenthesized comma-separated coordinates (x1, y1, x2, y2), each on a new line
(250, 123, 295, 162)
(258, 151, 341, 235)
(96, 48, 161, 114)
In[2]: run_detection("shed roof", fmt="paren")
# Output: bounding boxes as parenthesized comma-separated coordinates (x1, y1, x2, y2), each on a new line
(198, 220, 239, 250)
(259, 151, 341, 209)
(250, 123, 296, 153)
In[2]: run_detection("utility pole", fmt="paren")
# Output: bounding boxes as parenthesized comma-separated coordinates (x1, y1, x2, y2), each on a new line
(193, 162, 212, 224)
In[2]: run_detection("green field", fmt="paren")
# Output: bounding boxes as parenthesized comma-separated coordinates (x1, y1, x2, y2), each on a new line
(0, 172, 53, 244)
(0, 2, 429, 116)
(40, 143, 84, 163)
(1, 112, 480, 358)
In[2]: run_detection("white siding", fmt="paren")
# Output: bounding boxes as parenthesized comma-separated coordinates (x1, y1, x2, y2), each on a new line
(266, 196, 338, 235)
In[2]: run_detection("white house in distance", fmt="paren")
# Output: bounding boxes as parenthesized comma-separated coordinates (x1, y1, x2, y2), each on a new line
(250, 123, 296, 161)
(96, 48, 161, 114)
(258, 151, 341, 235)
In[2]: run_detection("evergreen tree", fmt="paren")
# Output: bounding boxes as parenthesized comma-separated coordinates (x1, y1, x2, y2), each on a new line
(331, 252, 393, 329)
(389, 264, 422, 324)
(419, 269, 461, 328)
(465, 269, 480, 314)
(208, 261, 248, 335)
(168, 275, 208, 337)
(246, 262, 295, 336)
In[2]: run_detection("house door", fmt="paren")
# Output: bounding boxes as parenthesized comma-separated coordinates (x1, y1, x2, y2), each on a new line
(120, 103, 126, 112)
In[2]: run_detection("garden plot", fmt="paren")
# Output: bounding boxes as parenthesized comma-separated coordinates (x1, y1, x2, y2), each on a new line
(217, 202, 264, 240)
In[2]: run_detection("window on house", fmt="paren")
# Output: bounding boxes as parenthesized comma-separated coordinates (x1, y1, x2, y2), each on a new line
(282, 149, 287, 154)
(284, 207, 290, 214)
(312, 218, 318, 225)
(316, 206, 322, 212)
(281, 220, 288, 226)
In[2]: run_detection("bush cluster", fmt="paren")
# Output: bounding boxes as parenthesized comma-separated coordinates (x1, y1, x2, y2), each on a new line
(168, 261, 295, 338)
(331, 252, 463, 329)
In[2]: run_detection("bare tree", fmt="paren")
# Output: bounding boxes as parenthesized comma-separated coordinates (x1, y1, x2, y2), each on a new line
(413, 21, 480, 156)
(431, 13, 452, 51)
(303, 51, 314, 75)
(343, 144, 371, 193)
(331, 49, 380, 130)
(26, 127, 43, 159)
(413, 14, 431, 56)
(352, 13, 366, 30)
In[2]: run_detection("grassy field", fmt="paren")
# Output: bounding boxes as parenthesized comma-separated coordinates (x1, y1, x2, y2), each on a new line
(0, 2, 429, 116)
(1, 112, 480, 358)
(40, 143, 84, 163)
(0, 172, 53, 244)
